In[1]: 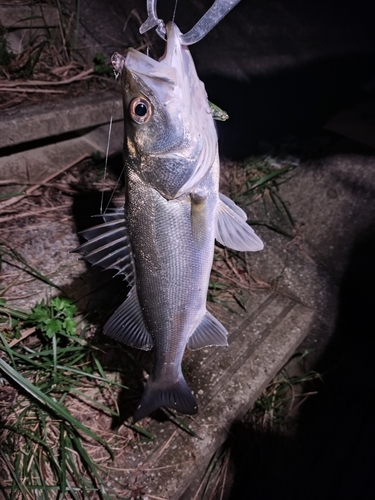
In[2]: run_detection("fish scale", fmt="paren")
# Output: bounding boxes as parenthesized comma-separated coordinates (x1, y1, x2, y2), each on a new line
(74, 21, 263, 421)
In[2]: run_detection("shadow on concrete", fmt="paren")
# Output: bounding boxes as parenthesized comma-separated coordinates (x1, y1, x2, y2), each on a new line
(203, 52, 375, 160)
(65, 154, 152, 424)
(227, 225, 375, 500)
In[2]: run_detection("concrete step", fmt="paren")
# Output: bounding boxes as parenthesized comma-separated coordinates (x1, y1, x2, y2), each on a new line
(0, 92, 124, 191)
(121, 290, 313, 499)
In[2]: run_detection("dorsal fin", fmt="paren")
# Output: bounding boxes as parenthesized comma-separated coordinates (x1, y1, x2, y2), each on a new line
(216, 196, 264, 252)
(187, 310, 228, 350)
(72, 207, 135, 284)
(104, 286, 153, 351)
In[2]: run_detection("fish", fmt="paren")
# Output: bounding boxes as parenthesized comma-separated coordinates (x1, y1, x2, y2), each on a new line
(74, 22, 263, 422)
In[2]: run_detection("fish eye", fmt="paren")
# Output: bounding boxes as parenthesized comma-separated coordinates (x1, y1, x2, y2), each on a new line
(129, 97, 152, 124)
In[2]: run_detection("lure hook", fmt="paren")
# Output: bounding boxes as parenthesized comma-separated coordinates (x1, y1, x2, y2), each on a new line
(140, 0, 167, 40)
(140, 0, 241, 45)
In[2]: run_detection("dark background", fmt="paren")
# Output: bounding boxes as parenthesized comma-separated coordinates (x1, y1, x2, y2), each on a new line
(64, 1, 375, 498)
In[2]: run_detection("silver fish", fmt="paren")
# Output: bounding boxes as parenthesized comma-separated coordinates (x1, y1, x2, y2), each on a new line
(75, 22, 263, 422)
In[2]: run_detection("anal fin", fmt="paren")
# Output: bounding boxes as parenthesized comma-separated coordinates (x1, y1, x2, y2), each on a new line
(103, 287, 153, 351)
(187, 310, 228, 350)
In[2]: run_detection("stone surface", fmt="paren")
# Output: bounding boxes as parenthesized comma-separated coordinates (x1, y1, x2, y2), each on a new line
(1, 1, 375, 497)
(117, 291, 313, 499)
(0, 120, 123, 189)
(0, 92, 124, 193)
(0, 92, 122, 149)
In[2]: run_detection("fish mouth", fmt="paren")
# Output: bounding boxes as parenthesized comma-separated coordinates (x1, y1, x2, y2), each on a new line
(123, 22, 201, 109)
(123, 22, 217, 193)
(124, 22, 184, 88)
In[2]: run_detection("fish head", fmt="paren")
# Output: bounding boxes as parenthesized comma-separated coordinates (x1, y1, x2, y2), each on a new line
(121, 22, 217, 195)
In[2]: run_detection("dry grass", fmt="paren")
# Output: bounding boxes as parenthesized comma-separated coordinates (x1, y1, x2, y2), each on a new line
(0, 0, 152, 111)
(0, 148, 298, 498)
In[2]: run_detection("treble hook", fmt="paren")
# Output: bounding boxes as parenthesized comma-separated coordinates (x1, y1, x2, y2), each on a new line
(140, 0, 241, 45)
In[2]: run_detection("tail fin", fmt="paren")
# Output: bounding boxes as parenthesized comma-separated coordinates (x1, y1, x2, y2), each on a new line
(133, 376, 198, 422)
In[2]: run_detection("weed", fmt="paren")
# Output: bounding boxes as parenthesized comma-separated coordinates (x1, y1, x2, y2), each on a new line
(222, 155, 299, 239)
(0, 23, 12, 66)
(0, 296, 148, 498)
(197, 351, 321, 499)
(247, 350, 320, 433)
(93, 52, 113, 77)
(27, 296, 77, 338)
(208, 156, 299, 305)
(0, 1, 116, 109)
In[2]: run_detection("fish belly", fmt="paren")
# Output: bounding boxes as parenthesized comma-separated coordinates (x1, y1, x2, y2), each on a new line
(127, 166, 217, 420)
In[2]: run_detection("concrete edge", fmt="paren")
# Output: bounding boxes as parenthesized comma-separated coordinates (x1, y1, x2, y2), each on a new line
(0, 91, 123, 149)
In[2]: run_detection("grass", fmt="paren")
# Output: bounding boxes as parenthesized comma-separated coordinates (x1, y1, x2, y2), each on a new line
(222, 155, 299, 239)
(0, 294, 154, 499)
(0, 92, 300, 497)
(0, 220, 198, 497)
(198, 351, 321, 500)
(247, 350, 321, 432)
(209, 155, 299, 305)
(0, 0, 126, 110)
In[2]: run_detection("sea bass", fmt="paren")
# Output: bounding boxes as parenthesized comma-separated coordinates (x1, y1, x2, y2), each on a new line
(75, 22, 263, 422)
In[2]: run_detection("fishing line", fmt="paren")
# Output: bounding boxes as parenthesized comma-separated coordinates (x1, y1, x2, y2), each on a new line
(100, 72, 120, 215)
(172, 0, 179, 23)
(102, 162, 126, 215)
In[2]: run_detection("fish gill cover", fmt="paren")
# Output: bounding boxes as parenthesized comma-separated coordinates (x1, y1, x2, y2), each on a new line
(75, 0, 263, 422)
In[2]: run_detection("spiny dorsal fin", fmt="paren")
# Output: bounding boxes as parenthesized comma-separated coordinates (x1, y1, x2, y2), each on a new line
(103, 286, 153, 351)
(187, 310, 228, 350)
(72, 207, 135, 284)
(216, 196, 264, 252)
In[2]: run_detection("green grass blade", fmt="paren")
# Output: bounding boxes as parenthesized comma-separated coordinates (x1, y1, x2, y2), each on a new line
(69, 432, 109, 500)
(55, 364, 129, 389)
(163, 409, 201, 438)
(269, 188, 295, 227)
(246, 164, 295, 192)
(0, 243, 64, 293)
(70, 389, 119, 416)
(0, 304, 30, 320)
(53, 334, 58, 383)
(0, 332, 16, 367)
(0, 357, 113, 457)
(247, 220, 294, 238)
(60, 422, 67, 498)
(125, 422, 155, 440)
(0, 448, 29, 498)
(92, 354, 107, 380)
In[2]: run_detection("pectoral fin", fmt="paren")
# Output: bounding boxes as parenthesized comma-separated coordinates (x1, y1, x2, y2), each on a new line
(187, 310, 228, 350)
(72, 208, 135, 284)
(216, 195, 264, 252)
(104, 286, 153, 351)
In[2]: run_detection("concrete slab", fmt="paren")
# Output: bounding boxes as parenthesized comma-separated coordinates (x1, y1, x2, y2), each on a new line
(0, 121, 123, 187)
(0, 92, 123, 194)
(0, 92, 122, 149)
(109, 291, 313, 499)
(0, 182, 315, 498)
(277, 155, 375, 280)
(324, 99, 375, 149)
(0, 5, 59, 29)
(2, 1, 374, 496)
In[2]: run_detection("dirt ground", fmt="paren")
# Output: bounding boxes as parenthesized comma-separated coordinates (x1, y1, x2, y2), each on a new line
(1, 0, 375, 498)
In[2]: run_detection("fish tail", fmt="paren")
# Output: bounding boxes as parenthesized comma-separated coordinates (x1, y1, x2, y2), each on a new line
(133, 376, 198, 422)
